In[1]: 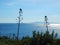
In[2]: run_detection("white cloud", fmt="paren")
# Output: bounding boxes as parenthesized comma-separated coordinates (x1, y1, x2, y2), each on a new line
(1, 0, 60, 7)
(18, 0, 60, 8)
(4, 2, 16, 6)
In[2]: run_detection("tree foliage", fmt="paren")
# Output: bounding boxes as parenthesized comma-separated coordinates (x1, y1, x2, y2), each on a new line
(0, 30, 59, 45)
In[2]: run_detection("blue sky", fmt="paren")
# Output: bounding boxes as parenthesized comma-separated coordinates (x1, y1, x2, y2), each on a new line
(0, 0, 60, 23)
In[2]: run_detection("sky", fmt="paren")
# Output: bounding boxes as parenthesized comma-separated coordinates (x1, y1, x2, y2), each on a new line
(0, 0, 60, 23)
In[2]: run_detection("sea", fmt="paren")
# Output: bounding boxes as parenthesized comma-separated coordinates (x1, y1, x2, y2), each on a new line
(0, 23, 60, 39)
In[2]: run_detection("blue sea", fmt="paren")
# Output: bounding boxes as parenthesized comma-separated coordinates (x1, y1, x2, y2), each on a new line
(0, 23, 39, 38)
(0, 23, 60, 38)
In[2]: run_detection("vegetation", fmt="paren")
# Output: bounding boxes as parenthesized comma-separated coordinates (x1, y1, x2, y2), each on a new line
(0, 30, 60, 45)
